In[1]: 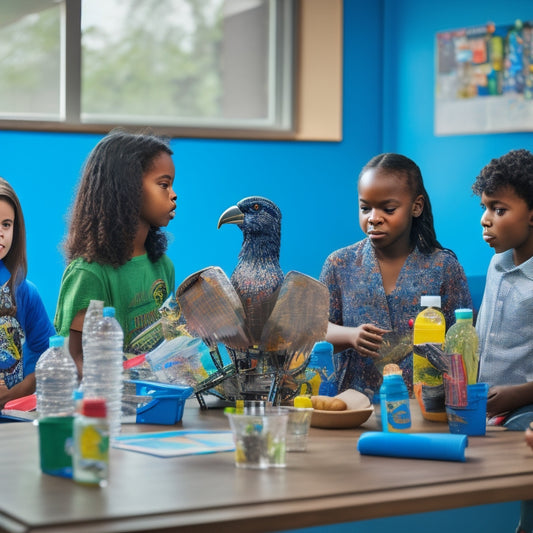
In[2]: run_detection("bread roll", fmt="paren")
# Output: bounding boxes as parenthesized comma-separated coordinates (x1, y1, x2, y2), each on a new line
(311, 395, 347, 411)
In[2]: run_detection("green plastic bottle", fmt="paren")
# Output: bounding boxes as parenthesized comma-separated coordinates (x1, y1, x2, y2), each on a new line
(445, 308, 479, 385)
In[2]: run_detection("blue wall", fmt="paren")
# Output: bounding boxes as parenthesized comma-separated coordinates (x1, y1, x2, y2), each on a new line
(0, 1, 531, 324)
(0, 0, 533, 315)
(0, 2, 384, 320)
(383, 0, 533, 278)
(0, 1, 527, 529)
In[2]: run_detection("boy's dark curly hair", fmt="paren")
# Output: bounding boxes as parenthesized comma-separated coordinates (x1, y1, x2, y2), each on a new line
(472, 149, 533, 209)
(361, 153, 444, 254)
(64, 130, 173, 267)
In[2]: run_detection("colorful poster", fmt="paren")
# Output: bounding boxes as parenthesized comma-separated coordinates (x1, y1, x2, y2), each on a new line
(435, 20, 533, 135)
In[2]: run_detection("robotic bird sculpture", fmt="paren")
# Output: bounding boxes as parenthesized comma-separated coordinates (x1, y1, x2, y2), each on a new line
(217, 196, 284, 345)
(176, 196, 329, 403)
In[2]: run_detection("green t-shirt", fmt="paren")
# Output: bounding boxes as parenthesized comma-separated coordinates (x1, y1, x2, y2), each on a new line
(54, 254, 175, 354)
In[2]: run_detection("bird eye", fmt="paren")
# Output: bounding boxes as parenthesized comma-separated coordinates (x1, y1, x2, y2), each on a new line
(253, 204, 260, 211)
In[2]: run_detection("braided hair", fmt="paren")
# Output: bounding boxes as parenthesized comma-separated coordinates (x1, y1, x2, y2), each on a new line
(360, 153, 443, 254)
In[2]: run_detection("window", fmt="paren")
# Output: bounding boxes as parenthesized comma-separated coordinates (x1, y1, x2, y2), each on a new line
(0, 0, 295, 135)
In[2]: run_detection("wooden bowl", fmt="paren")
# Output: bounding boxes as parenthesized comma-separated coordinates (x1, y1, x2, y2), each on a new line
(311, 389, 374, 429)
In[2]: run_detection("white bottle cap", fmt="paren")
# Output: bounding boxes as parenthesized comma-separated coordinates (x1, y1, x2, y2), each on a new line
(420, 295, 441, 308)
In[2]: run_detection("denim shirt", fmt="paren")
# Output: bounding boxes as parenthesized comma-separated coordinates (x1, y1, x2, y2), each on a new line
(477, 250, 533, 387)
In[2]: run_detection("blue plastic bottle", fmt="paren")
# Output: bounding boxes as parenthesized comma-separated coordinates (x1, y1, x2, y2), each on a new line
(379, 364, 411, 432)
(305, 341, 337, 396)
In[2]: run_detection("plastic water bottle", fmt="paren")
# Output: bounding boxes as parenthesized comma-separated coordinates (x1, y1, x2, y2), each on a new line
(379, 363, 411, 432)
(82, 299, 104, 355)
(445, 308, 479, 385)
(82, 306, 124, 440)
(35, 335, 77, 418)
(412, 295, 447, 422)
(305, 341, 337, 396)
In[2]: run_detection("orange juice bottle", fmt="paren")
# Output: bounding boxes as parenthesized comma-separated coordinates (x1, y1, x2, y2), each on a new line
(412, 295, 447, 422)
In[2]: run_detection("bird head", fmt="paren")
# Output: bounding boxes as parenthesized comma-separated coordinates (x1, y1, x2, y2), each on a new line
(218, 196, 282, 258)
(218, 196, 281, 234)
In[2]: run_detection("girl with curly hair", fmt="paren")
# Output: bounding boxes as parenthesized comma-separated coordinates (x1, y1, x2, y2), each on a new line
(0, 177, 55, 408)
(54, 130, 177, 377)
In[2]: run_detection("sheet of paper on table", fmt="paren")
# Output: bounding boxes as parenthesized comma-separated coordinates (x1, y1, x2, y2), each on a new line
(112, 429, 235, 457)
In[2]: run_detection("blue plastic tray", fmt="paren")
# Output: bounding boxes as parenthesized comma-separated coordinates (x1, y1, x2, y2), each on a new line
(125, 380, 193, 425)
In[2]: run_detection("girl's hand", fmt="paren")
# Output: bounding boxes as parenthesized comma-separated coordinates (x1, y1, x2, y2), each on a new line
(350, 324, 390, 359)
(526, 423, 533, 451)
(486, 384, 523, 418)
(0, 381, 10, 410)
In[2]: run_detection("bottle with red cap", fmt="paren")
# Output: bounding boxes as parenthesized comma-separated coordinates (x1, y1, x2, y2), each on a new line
(73, 398, 109, 487)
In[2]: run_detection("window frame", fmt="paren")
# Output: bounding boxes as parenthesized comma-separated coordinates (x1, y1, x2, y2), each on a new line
(0, 0, 342, 141)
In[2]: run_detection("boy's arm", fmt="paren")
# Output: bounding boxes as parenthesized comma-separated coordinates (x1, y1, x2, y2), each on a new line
(486, 382, 533, 418)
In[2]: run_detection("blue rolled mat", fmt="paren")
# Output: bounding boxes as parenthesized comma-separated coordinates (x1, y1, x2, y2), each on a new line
(357, 431, 468, 462)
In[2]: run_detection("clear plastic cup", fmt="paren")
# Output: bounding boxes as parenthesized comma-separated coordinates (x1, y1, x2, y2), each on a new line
(226, 409, 288, 469)
(285, 407, 313, 452)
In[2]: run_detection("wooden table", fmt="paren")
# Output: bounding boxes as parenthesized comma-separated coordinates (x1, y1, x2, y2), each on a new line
(1, 400, 532, 533)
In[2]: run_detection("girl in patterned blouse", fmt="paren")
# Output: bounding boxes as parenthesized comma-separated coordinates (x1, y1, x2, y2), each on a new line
(320, 153, 472, 399)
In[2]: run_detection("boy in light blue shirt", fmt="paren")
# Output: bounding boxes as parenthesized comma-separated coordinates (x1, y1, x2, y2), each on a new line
(472, 148, 533, 533)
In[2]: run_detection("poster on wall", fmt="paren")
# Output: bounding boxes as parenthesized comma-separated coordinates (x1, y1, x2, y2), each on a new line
(435, 20, 533, 135)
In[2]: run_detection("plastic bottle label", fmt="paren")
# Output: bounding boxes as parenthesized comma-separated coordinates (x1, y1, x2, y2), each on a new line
(413, 306, 447, 422)
(74, 422, 109, 485)
(384, 399, 411, 431)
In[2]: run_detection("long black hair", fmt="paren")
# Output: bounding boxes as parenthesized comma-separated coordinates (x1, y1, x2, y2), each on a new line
(64, 129, 173, 267)
(0, 177, 27, 316)
(360, 153, 443, 254)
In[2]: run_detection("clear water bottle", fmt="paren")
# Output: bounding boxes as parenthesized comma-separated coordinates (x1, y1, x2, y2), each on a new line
(445, 308, 479, 385)
(82, 299, 104, 355)
(82, 306, 124, 440)
(35, 335, 77, 418)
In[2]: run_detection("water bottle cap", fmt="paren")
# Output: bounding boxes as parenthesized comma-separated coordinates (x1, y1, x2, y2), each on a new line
(381, 373, 408, 393)
(420, 295, 441, 308)
(103, 306, 116, 318)
(81, 398, 107, 418)
(72, 389, 84, 401)
(455, 308, 473, 320)
(383, 363, 402, 376)
(49, 335, 64, 348)
(312, 341, 333, 355)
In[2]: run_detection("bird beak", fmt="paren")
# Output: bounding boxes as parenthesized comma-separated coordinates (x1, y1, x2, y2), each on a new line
(217, 205, 244, 228)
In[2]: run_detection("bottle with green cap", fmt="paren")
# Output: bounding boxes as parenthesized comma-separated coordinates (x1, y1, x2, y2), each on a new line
(445, 308, 479, 385)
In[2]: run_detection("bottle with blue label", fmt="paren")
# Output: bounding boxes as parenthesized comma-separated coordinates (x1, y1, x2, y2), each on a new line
(380, 364, 411, 432)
